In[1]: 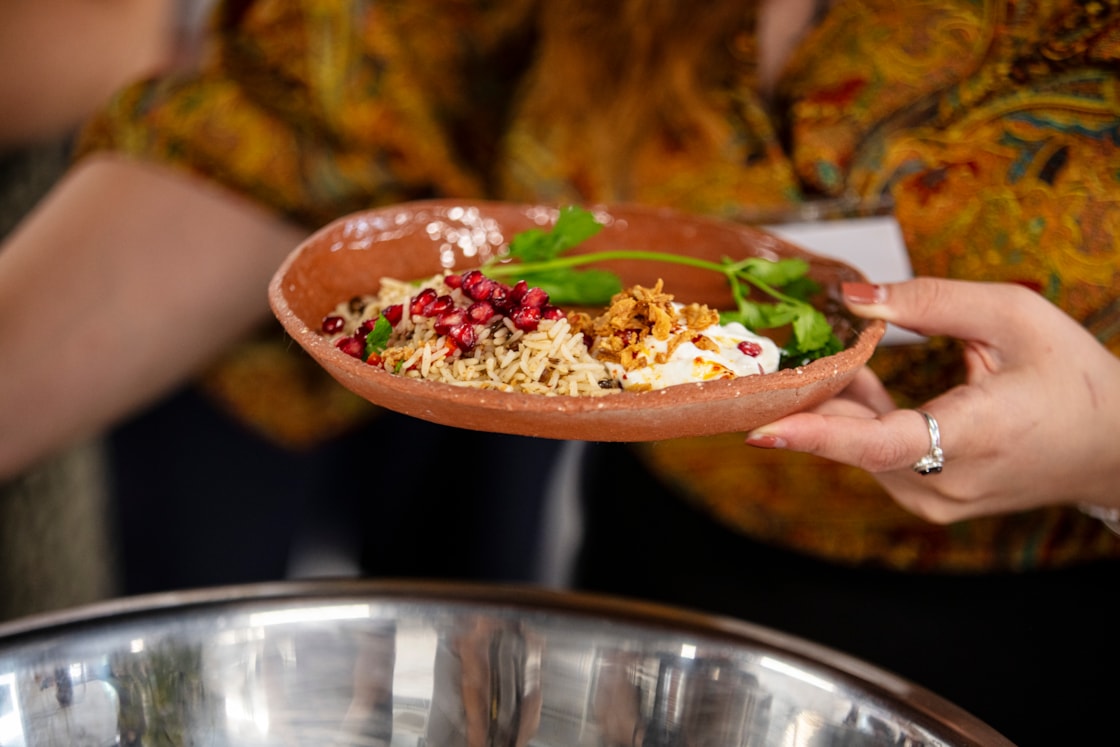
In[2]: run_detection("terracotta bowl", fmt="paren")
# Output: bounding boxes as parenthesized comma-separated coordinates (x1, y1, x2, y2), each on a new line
(268, 200, 886, 441)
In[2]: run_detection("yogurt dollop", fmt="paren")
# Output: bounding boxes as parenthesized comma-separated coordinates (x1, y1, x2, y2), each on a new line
(601, 318, 781, 391)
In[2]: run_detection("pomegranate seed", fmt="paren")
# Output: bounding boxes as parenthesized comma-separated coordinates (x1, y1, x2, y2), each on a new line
(474, 280, 497, 301)
(738, 340, 763, 357)
(424, 294, 455, 317)
(447, 323, 477, 352)
(510, 305, 541, 331)
(461, 270, 490, 300)
(336, 336, 365, 359)
(489, 283, 512, 313)
(410, 288, 438, 316)
(467, 300, 496, 324)
(382, 304, 403, 326)
(510, 280, 529, 305)
(355, 319, 377, 337)
(443, 273, 463, 289)
(542, 305, 565, 321)
(481, 279, 507, 302)
(321, 315, 345, 335)
(434, 307, 468, 335)
(520, 286, 549, 308)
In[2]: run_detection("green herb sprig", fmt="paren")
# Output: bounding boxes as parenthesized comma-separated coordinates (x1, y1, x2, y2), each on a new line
(481, 205, 842, 364)
(364, 315, 392, 358)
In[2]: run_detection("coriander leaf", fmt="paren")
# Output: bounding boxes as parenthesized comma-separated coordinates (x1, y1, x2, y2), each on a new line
(721, 300, 800, 330)
(718, 308, 759, 329)
(506, 228, 551, 262)
(508, 205, 605, 262)
(784, 330, 844, 366)
(520, 268, 622, 306)
(791, 307, 836, 353)
(779, 275, 821, 300)
(364, 315, 392, 358)
(756, 300, 802, 329)
(729, 257, 810, 287)
(486, 204, 847, 365)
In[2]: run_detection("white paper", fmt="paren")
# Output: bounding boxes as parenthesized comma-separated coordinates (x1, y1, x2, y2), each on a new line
(763, 216, 926, 346)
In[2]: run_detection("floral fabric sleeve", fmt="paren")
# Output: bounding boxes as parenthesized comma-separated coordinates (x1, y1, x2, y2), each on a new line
(777, 0, 995, 196)
(75, 0, 533, 228)
(652, 0, 1120, 573)
(72, 0, 535, 446)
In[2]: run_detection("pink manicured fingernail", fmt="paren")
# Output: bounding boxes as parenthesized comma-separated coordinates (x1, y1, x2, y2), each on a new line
(745, 432, 787, 449)
(842, 282, 886, 305)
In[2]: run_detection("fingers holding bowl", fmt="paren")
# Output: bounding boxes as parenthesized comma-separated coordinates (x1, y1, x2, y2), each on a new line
(746, 407, 947, 475)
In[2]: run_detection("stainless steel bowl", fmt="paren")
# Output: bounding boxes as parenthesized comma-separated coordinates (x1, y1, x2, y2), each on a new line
(0, 580, 1012, 746)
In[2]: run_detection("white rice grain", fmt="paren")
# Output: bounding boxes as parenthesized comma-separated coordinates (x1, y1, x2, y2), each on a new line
(326, 272, 618, 397)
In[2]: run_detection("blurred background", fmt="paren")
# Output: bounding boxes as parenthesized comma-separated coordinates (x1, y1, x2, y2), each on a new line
(0, 0, 219, 622)
(0, 0, 566, 624)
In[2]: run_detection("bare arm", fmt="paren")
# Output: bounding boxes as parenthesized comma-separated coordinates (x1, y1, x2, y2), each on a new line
(0, 0, 175, 146)
(0, 155, 308, 479)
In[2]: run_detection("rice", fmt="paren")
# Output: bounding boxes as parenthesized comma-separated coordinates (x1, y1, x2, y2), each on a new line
(324, 271, 783, 395)
(325, 273, 619, 397)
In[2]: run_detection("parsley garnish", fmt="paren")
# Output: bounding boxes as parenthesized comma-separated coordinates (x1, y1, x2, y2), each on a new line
(364, 315, 393, 359)
(481, 205, 842, 364)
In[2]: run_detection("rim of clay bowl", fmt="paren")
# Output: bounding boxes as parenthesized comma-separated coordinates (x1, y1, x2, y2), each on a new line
(268, 200, 886, 441)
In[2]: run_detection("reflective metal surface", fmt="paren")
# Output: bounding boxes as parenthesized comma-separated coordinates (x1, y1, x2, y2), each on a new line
(0, 581, 1012, 746)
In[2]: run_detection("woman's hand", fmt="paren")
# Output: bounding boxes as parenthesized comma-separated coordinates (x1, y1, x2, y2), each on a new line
(745, 277, 1120, 522)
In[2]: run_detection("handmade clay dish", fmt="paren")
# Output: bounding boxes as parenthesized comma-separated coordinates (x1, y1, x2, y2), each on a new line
(268, 200, 886, 441)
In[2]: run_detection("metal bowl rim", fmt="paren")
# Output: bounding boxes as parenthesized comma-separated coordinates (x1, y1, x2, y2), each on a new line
(0, 578, 1013, 746)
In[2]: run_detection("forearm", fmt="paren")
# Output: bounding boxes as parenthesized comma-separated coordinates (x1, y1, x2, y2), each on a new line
(0, 155, 308, 479)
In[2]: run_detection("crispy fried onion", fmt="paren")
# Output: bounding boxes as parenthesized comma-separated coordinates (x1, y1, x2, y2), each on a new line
(569, 280, 720, 371)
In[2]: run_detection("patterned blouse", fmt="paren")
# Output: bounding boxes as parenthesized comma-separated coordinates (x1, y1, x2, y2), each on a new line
(79, 0, 1120, 572)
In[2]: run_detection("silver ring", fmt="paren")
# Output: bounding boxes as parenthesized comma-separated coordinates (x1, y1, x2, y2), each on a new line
(1078, 504, 1120, 537)
(911, 410, 944, 475)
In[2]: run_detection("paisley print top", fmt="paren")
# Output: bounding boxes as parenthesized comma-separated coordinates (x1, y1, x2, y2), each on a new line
(78, 0, 1120, 571)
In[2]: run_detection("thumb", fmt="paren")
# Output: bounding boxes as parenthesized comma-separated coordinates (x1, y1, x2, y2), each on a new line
(841, 277, 1039, 344)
